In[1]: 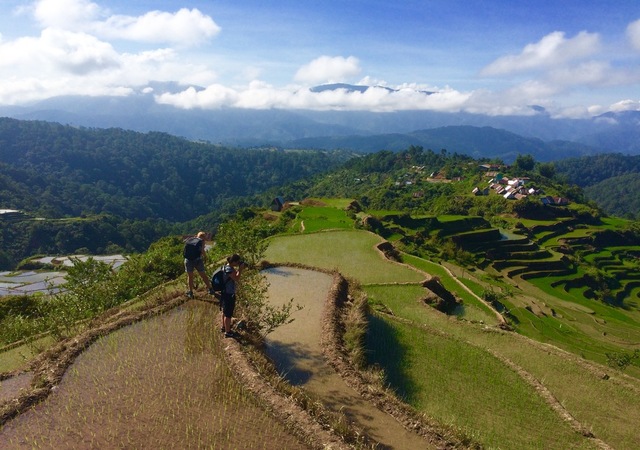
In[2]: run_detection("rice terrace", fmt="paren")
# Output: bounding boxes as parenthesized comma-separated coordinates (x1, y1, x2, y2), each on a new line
(1, 195, 640, 449)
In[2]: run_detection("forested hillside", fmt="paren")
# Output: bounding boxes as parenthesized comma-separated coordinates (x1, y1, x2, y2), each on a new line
(554, 153, 640, 218)
(554, 153, 640, 186)
(0, 118, 351, 268)
(583, 173, 640, 219)
(300, 147, 588, 217)
(0, 118, 349, 221)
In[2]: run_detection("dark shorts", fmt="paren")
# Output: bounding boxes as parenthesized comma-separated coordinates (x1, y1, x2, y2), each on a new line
(221, 293, 236, 318)
(184, 258, 205, 273)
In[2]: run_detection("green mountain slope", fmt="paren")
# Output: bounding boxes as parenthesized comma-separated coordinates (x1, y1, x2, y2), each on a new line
(0, 118, 348, 221)
(555, 153, 640, 218)
(287, 125, 596, 161)
(584, 173, 640, 218)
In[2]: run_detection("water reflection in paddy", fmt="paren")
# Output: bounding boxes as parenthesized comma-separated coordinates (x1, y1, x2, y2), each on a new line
(263, 267, 433, 449)
(263, 267, 334, 387)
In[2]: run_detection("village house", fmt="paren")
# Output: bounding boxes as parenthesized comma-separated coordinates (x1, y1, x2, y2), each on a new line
(472, 186, 489, 196)
(541, 196, 570, 206)
(0, 209, 26, 222)
(271, 197, 285, 211)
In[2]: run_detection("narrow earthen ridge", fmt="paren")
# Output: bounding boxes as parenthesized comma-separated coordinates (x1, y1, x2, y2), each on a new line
(220, 335, 349, 450)
(484, 348, 613, 450)
(378, 309, 614, 450)
(0, 291, 188, 426)
(320, 271, 472, 449)
(0, 287, 349, 449)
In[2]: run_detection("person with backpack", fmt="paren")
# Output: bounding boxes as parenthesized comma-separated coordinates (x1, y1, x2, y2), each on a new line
(220, 253, 245, 338)
(183, 231, 215, 298)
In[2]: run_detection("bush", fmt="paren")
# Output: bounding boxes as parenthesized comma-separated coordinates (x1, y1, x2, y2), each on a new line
(214, 218, 302, 337)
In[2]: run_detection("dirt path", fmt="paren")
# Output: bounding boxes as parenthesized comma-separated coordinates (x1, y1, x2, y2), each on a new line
(263, 266, 436, 449)
(439, 262, 506, 325)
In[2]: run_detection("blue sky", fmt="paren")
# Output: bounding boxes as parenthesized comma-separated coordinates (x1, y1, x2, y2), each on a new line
(1, 0, 639, 117)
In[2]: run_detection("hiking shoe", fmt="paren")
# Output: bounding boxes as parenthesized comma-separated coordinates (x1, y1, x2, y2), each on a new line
(224, 331, 237, 338)
(186, 290, 194, 299)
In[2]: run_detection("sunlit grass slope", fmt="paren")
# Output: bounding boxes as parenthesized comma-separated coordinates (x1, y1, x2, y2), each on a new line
(296, 206, 354, 232)
(364, 283, 640, 449)
(367, 315, 594, 449)
(266, 230, 424, 285)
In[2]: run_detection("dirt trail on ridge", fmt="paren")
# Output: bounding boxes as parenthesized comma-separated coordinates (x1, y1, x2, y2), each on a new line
(264, 266, 434, 450)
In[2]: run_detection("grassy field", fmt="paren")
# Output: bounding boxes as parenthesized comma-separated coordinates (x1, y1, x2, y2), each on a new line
(266, 230, 424, 285)
(401, 254, 499, 324)
(266, 205, 640, 449)
(3, 200, 639, 449)
(367, 315, 596, 449)
(0, 336, 55, 373)
(363, 283, 640, 449)
(296, 206, 354, 233)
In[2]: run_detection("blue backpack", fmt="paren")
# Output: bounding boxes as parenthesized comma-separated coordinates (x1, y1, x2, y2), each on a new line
(210, 266, 227, 293)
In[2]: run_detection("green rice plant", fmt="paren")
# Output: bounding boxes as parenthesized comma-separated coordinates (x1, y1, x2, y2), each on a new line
(0, 335, 55, 372)
(312, 197, 355, 209)
(0, 303, 307, 448)
(297, 206, 354, 232)
(364, 281, 640, 447)
(266, 230, 424, 285)
(458, 276, 485, 298)
(366, 314, 593, 449)
(474, 331, 640, 449)
(401, 253, 499, 323)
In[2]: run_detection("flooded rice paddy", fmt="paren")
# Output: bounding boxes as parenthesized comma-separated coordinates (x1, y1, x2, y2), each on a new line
(264, 267, 432, 449)
(0, 301, 305, 449)
(0, 255, 127, 297)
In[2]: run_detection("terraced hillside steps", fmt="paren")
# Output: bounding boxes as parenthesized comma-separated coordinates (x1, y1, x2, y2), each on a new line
(263, 267, 436, 449)
(0, 301, 308, 449)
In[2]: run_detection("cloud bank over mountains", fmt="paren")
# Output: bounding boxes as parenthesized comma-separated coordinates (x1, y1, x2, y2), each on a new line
(1, 0, 640, 119)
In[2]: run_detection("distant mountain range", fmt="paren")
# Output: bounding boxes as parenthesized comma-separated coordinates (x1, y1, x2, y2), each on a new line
(1, 83, 639, 160)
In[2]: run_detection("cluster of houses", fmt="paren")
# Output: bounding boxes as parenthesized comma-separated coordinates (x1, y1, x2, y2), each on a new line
(390, 163, 571, 207)
(472, 171, 569, 205)
(484, 173, 539, 200)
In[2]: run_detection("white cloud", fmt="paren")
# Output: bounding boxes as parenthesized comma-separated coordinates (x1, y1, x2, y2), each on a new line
(627, 19, 640, 51)
(609, 99, 640, 112)
(481, 31, 600, 76)
(294, 56, 361, 84)
(0, 28, 120, 75)
(156, 84, 238, 109)
(546, 61, 611, 87)
(98, 8, 220, 46)
(155, 81, 472, 113)
(553, 105, 597, 119)
(0, 28, 218, 104)
(0, 2, 636, 118)
(33, 0, 102, 29)
(32, 0, 220, 46)
(0, 1, 222, 104)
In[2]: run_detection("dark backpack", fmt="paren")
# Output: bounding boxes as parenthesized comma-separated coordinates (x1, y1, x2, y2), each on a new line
(210, 266, 227, 293)
(183, 237, 203, 261)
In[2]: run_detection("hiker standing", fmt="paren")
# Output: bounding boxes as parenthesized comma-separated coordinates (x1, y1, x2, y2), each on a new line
(184, 231, 215, 298)
(221, 254, 245, 338)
